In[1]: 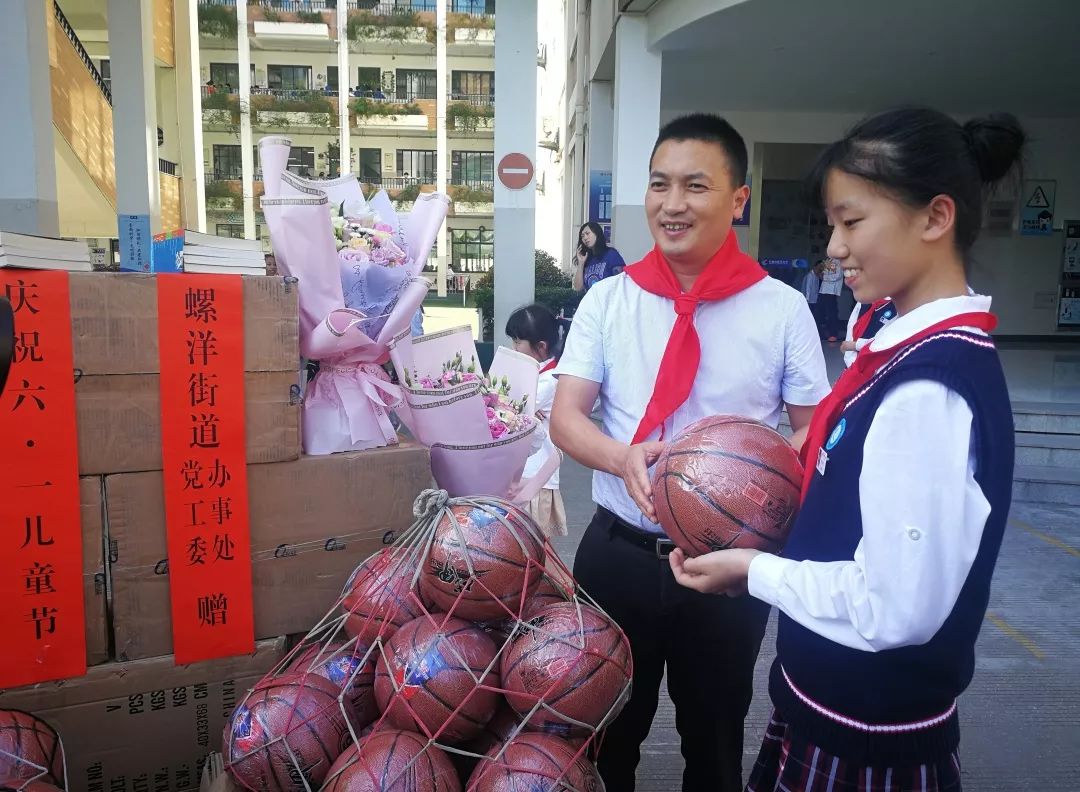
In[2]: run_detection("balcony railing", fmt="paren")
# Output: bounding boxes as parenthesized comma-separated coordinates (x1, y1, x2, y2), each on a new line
(252, 0, 336, 10)
(53, 0, 112, 104)
(449, 177, 493, 191)
(449, 92, 494, 106)
(159, 159, 179, 176)
(346, 1, 438, 12)
(394, 89, 436, 103)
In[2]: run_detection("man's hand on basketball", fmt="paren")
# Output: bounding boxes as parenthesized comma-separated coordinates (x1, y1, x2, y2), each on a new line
(621, 441, 665, 522)
(669, 547, 760, 596)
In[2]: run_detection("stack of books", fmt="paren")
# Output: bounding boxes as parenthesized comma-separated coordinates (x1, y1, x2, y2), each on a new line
(183, 231, 266, 276)
(0, 231, 91, 271)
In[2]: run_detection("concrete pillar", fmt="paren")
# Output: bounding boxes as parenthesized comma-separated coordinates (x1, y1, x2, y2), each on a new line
(436, 0, 448, 298)
(175, 0, 207, 231)
(108, 0, 162, 243)
(0, 0, 60, 236)
(611, 16, 660, 263)
(337, 2, 350, 175)
(585, 79, 613, 241)
(493, 0, 537, 348)
(237, 0, 256, 239)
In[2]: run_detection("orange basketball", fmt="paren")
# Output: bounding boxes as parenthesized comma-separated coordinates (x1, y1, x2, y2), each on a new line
(288, 640, 378, 731)
(322, 730, 460, 792)
(419, 503, 545, 621)
(0, 710, 64, 788)
(342, 550, 426, 644)
(652, 415, 803, 555)
(468, 732, 601, 792)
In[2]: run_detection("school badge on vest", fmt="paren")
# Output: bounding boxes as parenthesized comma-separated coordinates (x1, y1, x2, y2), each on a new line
(817, 418, 847, 477)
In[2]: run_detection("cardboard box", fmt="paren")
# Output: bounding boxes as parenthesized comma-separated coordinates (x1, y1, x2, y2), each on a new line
(107, 444, 432, 660)
(69, 273, 299, 375)
(0, 639, 285, 792)
(81, 476, 109, 665)
(77, 370, 301, 475)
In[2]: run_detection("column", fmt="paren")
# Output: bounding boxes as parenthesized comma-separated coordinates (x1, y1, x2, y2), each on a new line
(585, 79, 613, 238)
(336, 1, 349, 174)
(236, 0, 256, 239)
(175, 0, 207, 232)
(611, 16, 661, 263)
(0, 0, 60, 236)
(493, 0, 537, 348)
(109, 0, 162, 254)
(436, 0, 449, 298)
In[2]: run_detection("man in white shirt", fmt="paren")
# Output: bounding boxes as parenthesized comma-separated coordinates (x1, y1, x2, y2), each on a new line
(551, 114, 830, 792)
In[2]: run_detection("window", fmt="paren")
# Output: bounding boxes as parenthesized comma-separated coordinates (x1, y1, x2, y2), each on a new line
(451, 71, 494, 102)
(396, 149, 436, 181)
(326, 66, 338, 91)
(358, 149, 382, 182)
(287, 146, 316, 177)
(99, 59, 111, 93)
(267, 65, 312, 91)
(216, 224, 244, 239)
(212, 145, 243, 180)
(396, 69, 436, 101)
(451, 151, 494, 187)
(357, 67, 382, 93)
(452, 0, 495, 13)
(451, 228, 494, 273)
(209, 63, 239, 91)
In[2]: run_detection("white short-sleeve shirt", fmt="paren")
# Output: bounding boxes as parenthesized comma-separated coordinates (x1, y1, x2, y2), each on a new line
(556, 272, 830, 531)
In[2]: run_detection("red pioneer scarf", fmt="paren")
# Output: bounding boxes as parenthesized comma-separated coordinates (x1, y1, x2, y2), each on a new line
(852, 299, 891, 342)
(539, 359, 558, 374)
(799, 310, 998, 502)
(624, 230, 766, 444)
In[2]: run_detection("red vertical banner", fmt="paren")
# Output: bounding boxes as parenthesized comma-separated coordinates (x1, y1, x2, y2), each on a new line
(0, 271, 87, 687)
(158, 275, 254, 664)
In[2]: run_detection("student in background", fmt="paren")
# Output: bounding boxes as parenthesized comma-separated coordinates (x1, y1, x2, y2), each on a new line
(801, 262, 822, 333)
(506, 304, 566, 537)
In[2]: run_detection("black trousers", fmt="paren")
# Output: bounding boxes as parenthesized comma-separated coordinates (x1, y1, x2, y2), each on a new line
(574, 508, 771, 792)
(818, 293, 840, 339)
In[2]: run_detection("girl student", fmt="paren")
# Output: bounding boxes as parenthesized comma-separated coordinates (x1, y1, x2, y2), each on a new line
(506, 303, 567, 537)
(669, 107, 1023, 791)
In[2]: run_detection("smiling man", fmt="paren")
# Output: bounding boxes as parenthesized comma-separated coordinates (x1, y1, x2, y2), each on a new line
(550, 114, 830, 792)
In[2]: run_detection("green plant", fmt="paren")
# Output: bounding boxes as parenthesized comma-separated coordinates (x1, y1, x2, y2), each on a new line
(261, 7, 282, 22)
(347, 9, 431, 42)
(473, 251, 576, 340)
(446, 11, 494, 41)
(396, 184, 421, 202)
(447, 102, 494, 133)
(197, 3, 238, 39)
(449, 185, 494, 204)
(251, 94, 335, 128)
(204, 180, 242, 211)
(352, 98, 423, 120)
(296, 9, 323, 23)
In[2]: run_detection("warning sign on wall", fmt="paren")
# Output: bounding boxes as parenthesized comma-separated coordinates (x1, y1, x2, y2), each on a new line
(1021, 180, 1056, 236)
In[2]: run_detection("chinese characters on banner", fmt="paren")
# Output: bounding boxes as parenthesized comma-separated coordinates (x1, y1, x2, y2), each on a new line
(158, 276, 254, 663)
(0, 271, 87, 687)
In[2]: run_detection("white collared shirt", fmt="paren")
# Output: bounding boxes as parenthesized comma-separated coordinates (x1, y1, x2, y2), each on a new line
(522, 360, 559, 489)
(749, 294, 995, 652)
(556, 272, 830, 531)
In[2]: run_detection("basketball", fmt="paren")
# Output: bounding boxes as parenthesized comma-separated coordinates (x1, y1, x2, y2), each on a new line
(652, 415, 803, 555)
(521, 572, 574, 620)
(374, 615, 500, 744)
(419, 502, 545, 621)
(322, 730, 460, 792)
(0, 710, 64, 787)
(224, 672, 350, 792)
(468, 732, 601, 792)
(288, 640, 378, 731)
(501, 603, 632, 738)
(0, 780, 64, 792)
(342, 550, 426, 644)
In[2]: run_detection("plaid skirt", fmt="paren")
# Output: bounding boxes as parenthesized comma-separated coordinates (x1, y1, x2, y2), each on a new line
(746, 710, 963, 792)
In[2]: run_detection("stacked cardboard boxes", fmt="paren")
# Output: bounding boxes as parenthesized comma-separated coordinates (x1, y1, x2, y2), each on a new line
(5, 271, 434, 792)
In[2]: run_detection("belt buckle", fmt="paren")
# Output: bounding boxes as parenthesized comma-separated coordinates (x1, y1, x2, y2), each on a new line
(655, 538, 675, 559)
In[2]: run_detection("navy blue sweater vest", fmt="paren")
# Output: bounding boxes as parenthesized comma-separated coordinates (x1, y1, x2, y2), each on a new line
(856, 300, 897, 341)
(770, 331, 1015, 765)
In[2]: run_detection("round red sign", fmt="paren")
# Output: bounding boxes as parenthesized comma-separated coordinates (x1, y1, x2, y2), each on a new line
(498, 153, 534, 190)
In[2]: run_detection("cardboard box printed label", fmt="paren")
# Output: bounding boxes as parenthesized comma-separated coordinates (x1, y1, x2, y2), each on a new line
(0, 639, 285, 792)
(107, 445, 432, 660)
(81, 476, 109, 666)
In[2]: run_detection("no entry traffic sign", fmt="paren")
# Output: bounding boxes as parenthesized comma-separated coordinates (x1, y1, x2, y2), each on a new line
(498, 153, 534, 190)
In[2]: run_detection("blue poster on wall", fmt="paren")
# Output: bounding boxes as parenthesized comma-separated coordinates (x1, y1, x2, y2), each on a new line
(589, 170, 612, 225)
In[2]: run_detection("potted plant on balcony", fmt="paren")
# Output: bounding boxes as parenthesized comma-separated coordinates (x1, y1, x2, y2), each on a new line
(252, 94, 335, 129)
(204, 180, 242, 212)
(447, 102, 494, 133)
(352, 98, 425, 128)
(197, 3, 238, 39)
(347, 10, 432, 43)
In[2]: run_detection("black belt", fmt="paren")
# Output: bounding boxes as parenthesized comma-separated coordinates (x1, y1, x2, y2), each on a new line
(599, 508, 676, 559)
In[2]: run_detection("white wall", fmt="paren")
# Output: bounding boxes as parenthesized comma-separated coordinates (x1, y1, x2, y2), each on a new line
(657, 109, 1080, 336)
(536, 0, 568, 267)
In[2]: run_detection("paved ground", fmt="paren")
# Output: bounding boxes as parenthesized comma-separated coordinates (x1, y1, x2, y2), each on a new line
(549, 456, 1080, 791)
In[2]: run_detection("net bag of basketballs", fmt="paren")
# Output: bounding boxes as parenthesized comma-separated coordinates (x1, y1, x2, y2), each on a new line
(385, 326, 560, 503)
(0, 708, 68, 792)
(222, 491, 630, 792)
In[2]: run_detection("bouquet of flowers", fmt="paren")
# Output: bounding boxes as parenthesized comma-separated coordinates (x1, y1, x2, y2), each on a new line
(258, 135, 449, 455)
(388, 327, 559, 503)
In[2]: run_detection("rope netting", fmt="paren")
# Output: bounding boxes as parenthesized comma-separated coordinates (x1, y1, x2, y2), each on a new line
(223, 490, 632, 792)
(0, 709, 68, 792)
